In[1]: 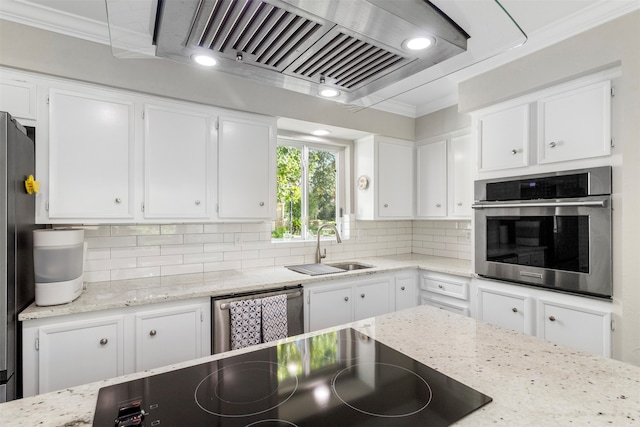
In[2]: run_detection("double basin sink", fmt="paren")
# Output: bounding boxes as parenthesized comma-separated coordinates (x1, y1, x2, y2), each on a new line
(286, 262, 373, 276)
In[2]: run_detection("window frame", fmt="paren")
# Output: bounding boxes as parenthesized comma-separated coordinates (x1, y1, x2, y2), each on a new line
(274, 135, 350, 242)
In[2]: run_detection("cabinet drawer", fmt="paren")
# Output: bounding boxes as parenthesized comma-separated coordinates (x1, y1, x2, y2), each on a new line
(421, 295, 469, 316)
(421, 276, 468, 300)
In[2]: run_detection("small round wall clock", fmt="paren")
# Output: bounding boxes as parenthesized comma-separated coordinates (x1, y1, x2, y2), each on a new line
(357, 175, 369, 190)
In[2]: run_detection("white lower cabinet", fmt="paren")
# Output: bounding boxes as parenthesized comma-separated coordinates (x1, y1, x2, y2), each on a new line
(394, 273, 418, 311)
(307, 282, 353, 332)
(473, 278, 612, 357)
(35, 315, 124, 395)
(476, 287, 534, 334)
(306, 272, 411, 332)
(354, 279, 393, 321)
(134, 303, 207, 372)
(22, 298, 210, 397)
(537, 299, 611, 357)
(419, 271, 470, 316)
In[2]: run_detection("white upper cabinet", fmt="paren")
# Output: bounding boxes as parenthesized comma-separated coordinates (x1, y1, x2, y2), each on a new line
(48, 88, 135, 220)
(477, 103, 530, 172)
(416, 140, 447, 218)
(217, 114, 276, 220)
(537, 80, 611, 164)
(0, 74, 37, 121)
(144, 104, 214, 219)
(474, 73, 614, 174)
(449, 133, 473, 217)
(355, 135, 414, 220)
(416, 130, 473, 219)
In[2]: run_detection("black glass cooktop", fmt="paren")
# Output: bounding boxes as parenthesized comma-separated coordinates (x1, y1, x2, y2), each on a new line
(94, 328, 492, 427)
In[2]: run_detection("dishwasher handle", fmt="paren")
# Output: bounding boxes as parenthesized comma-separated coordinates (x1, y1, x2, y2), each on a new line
(218, 289, 303, 310)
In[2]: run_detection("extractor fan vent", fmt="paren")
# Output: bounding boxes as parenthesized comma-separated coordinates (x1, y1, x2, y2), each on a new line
(291, 31, 406, 90)
(189, 0, 324, 71)
(154, 0, 471, 102)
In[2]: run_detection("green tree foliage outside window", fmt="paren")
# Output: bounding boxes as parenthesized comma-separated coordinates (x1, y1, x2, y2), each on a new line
(274, 144, 337, 239)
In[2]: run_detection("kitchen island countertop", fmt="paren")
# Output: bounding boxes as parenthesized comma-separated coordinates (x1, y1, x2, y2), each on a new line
(19, 254, 471, 321)
(2, 304, 639, 426)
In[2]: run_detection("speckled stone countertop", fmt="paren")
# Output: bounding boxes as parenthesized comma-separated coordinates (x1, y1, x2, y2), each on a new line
(19, 254, 471, 321)
(2, 304, 639, 426)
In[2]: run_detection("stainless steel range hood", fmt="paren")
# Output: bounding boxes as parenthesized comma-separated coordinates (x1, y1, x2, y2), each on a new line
(152, 0, 470, 104)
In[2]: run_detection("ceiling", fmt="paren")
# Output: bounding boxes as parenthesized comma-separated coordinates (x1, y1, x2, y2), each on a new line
(0, 0, 638, 139)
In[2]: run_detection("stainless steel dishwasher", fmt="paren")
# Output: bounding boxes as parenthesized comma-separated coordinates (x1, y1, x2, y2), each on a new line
(211, 285, 304, 354)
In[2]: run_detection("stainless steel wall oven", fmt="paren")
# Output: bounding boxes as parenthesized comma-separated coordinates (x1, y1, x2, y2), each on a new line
(473, 167, 612, 299)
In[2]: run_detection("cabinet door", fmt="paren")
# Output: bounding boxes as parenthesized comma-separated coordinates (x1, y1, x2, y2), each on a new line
(354, 279, 392, 321)
(538, 80, 611, 164)
(537, 299, 611, 357)
(477, 288, 534, 335)
(478, 104, 529, 171)
(449, 133, 473, 217)
(395, 275, 417, 311)
(416, 140, 447, 217)
(377, 140, 413, 218)
(48, 89, 134, 219)
(135, 304, 203, 371)
(218, 115, 275, 219)
(144, 104, 212, 219)
(0, 77, 37, 120)
(38, 316, 124, 394)
(308, 285, 353, 331)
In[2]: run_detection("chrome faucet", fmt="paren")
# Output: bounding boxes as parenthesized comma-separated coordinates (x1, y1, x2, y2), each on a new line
(315, 224, 342, 264)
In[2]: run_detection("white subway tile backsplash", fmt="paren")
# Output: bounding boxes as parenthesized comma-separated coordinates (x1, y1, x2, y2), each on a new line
(78, 219, 471, 284)
(137, 255, 183, 268)
(161, 263, 203, 276)
(86, 236, 137, 249)
(110, 267, 160, 281)
(138, 234, 183, 246)
(111, 225, 161, 236)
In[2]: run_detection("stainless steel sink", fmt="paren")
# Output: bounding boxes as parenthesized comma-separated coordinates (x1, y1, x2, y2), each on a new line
(285, 262, 374, 276)
(328, 262, 374, 271)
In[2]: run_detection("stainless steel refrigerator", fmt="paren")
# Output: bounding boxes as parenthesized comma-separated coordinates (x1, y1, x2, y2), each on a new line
(0, 111, 40, 402)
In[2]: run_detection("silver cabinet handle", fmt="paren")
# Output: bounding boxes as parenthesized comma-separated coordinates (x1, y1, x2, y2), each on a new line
(259, 201, 265, 206)
(549, 141, 557, 148)
(384, 203, 389, 208)
(512, 307, 518, 313)
(149, 330, 157, 336)
(360, 293, 365, 298)
(400, 286, 406, 291)
(100, 338, 108, 346)
(457, 202, 462, 206)
(115, 198, 122, 204)
(511, 149, 518, 155)
(549, 316, 556, 322)
(436, 203, 441, 208)
(438, 284, 444, 289)
(344, 296, 349, 302)
(195, 200, 201, 205)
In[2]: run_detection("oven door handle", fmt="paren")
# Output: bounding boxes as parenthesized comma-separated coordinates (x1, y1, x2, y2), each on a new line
(471, 200, 608, 209)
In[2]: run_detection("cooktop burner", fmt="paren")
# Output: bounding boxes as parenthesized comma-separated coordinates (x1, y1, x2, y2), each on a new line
(94, 328, 492, 427)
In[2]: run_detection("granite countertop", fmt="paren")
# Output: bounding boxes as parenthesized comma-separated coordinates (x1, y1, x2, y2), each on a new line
(2, 304, 639, 426)
(19, 254, 472, 321)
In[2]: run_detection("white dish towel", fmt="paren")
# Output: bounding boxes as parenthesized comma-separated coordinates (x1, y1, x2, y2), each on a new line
(229, 298, 262, 350)
(261, 294, 288, 343)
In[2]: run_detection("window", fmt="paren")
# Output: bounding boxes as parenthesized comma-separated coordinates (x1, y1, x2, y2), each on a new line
(273, 140, 344, 240)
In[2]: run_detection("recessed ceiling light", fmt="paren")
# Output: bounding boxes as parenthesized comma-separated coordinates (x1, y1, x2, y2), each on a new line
(312, 129, 331, 136)
(192, 54, 217, 67)
(319, 88, 340, 98)
(404, 36, 435, 51)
